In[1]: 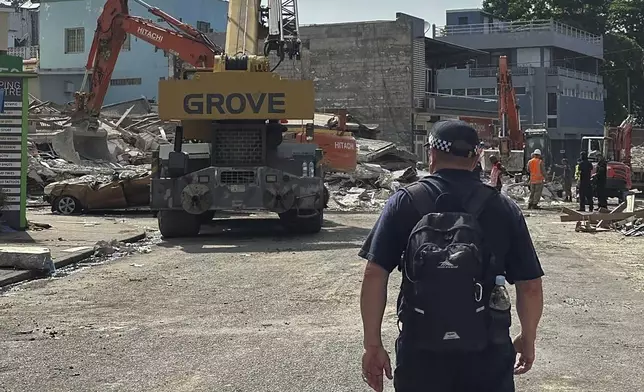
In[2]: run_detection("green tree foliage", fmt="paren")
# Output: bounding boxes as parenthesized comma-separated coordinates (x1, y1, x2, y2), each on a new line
(482, 0, 644, 125)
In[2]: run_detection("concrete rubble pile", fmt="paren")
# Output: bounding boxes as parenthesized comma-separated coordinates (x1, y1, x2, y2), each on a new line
(631, 144, 644, 168)
(612, 217, 644, 237)
(26, 96, 172, 196)
(502, 180, 564, 205)
(325, 138, 426, 211)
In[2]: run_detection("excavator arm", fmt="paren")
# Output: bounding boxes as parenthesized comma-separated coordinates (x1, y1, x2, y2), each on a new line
(73, 0, 221, 124)
(497, 56, 521, 156)
(617, 115, 634, 167)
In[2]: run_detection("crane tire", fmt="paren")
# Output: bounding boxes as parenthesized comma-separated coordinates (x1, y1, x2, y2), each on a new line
(158, 210, 200, 238)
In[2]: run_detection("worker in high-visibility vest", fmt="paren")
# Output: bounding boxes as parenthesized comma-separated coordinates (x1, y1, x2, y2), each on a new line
(526, 149, 546, 209)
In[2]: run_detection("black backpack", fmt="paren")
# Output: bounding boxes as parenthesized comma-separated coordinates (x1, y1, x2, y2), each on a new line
(398, 176, 503, 352)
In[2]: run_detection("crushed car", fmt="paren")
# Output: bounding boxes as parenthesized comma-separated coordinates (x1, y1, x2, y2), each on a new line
(44, 172, 151, 215)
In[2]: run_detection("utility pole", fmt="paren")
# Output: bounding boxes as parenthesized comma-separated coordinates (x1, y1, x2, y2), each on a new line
(627, 75, 631, 114)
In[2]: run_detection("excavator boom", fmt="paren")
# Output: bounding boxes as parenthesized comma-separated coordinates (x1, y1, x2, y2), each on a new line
(77, 0, 221, 121)
(497, 56, 521, 150)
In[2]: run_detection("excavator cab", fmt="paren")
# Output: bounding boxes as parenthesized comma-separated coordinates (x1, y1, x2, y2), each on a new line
(581, 136, 607, 162)
(523, 128, 552, 172)
(580, 135, 631, 201)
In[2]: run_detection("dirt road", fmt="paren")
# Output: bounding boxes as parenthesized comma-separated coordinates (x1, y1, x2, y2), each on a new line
(1, 210, 643, 391)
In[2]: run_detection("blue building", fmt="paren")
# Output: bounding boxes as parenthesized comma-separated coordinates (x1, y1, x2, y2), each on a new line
(37, 0, 228, 105)
(433, 8, 605, 160)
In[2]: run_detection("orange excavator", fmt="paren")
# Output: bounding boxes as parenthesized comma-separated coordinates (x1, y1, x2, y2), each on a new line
(60, 0, 221, 163)
(496, 55, 522, 159)
(72, 0, 222, 126)
(481, 55, 531, 172)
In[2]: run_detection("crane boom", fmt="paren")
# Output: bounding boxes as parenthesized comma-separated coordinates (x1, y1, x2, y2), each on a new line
(225, 0, 261, 56)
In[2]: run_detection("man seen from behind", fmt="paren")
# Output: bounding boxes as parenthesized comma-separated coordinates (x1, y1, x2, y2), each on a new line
(526, 150, 546, 209)
(555, 158, 573, 202)
(359, 120, 544, 392)
(577, 151, 594, 212)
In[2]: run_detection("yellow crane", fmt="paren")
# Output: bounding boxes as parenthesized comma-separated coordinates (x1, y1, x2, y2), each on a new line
(151, 0, 324, 238)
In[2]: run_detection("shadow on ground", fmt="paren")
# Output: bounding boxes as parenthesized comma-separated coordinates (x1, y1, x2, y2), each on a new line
(0, 231, 35, 244)
(158, 216, 372, 254)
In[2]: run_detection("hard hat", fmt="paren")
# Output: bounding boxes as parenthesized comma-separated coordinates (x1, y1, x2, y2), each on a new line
(533, 149, 542, 155)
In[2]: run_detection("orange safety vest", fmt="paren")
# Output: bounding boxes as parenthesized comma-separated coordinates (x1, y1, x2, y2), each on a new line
(528, 158, 545, 184)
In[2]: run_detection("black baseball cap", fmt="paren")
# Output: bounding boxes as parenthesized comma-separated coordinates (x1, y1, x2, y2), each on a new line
(424, 120, 480, 158)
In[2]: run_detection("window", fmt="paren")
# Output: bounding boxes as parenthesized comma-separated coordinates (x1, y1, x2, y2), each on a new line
(514, 87, 526, 95)
(547, 92, 557, 115)
(437, 89, 452, 95)
(482, 87, 496, 96)
(65, 27, 84, 53)
(110, 78, 142, 86)
(426, 68, 435, 93)
(196, 21, 211, 33)
(414, 133, 429, 163)
(458, 16, 469, 25)
(466, 88, 481, 96)
(452, 88, 466, 96)
(121, 34, 131, 51)
(547, 118, 557, 128)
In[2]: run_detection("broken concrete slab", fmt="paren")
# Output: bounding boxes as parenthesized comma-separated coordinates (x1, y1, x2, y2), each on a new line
(0, 246, 55, 273)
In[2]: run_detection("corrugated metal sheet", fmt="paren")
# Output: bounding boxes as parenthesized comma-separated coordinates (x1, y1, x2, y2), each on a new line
(412, 38, 426, 108)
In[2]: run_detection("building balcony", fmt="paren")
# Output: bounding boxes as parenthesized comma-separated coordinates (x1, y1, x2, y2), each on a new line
(466, 65, 602, 84)
(421, 92, 498, 117)
(6, 45, 39, 60)
(546, 66, 603, 84)
(434, 19, 603, 60)
(468, 65, 536, 78)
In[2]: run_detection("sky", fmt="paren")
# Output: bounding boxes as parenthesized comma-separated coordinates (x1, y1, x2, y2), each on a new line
(297, 0, 483, 30)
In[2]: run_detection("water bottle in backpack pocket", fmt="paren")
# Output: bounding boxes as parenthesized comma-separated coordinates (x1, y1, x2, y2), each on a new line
(488, 275, 512, 344)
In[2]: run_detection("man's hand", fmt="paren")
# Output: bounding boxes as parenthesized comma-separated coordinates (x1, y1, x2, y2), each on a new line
(361, 345, 393, 392)
(513, 334, 536, 375)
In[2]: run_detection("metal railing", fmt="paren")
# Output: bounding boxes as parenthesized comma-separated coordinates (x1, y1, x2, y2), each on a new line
(435, 19, 602, 45)
(547, 66, 603, 83)
(464, 65, 602, 83)
(468, 65, 535, 78)
(7, 45, 39, 59)
(424, 92, 498, 113)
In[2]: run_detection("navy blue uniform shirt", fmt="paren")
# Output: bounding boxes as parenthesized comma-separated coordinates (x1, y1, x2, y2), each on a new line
(358, 169, 544, 284)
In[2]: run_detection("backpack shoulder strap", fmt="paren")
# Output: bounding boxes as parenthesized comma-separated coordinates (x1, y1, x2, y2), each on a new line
(400, 176, 447, 217)
(462, 183, 498, 219)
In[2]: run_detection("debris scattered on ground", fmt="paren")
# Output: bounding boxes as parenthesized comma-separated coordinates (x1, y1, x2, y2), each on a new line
(325, 161, 428, 211)
(27, 222, 52, 231)
(93, 239, 152, 258)
(27, 96, 168, 199)
(631, 144, 644, 168)
(613, 217, 644, 236)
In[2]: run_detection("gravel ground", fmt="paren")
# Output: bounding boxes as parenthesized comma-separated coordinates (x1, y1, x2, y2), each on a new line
(1, 209, 643, 391)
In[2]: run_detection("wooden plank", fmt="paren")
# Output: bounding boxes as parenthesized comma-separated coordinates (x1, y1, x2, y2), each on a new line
(598, 202, 627, 228)
(560, 209, 644, 222)
(561, 207, 583, 217)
